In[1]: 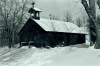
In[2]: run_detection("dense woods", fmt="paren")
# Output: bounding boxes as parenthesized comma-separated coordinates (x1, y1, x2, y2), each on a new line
(0, 0, 28, 48)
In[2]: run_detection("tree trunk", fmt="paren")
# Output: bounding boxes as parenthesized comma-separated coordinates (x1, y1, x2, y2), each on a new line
(12, 29, 14, 48)
(89, 0, 96, 46)
(12, 16, 15, 48)
(7, 30, 11, 48)
(81, 0, 100, 49)
(94, 23, 100, 49)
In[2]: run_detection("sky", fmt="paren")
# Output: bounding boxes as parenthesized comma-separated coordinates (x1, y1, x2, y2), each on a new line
(33, 0, 86, 20)
(28, 0, 100, 21)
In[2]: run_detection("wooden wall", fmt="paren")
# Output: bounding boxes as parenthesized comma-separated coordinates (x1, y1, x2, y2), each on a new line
(20, 31, 85, 48)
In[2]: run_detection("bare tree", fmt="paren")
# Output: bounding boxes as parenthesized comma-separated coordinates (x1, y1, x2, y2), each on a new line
(82, 14, 88, 28)
(63, 11, 72, 22)
(76, 17, 83, 27)
(81, 0, 100, 49)
(0, 0, 28, 48)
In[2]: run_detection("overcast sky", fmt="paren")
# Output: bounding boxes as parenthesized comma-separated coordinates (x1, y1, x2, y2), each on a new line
(29, 0, 100, 21)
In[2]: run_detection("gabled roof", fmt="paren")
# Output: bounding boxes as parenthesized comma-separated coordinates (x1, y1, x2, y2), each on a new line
(28, 7, 42, 14)
(30, 18, 86, 34)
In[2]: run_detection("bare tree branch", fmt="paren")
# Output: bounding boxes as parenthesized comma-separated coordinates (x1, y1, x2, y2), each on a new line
(63, 11, 72, 22)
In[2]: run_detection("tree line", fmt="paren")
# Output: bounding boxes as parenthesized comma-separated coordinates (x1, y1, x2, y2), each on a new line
(0, 0, 29, 48)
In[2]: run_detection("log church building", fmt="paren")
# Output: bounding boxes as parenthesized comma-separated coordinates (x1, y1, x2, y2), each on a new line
(18, 2, 86, 48)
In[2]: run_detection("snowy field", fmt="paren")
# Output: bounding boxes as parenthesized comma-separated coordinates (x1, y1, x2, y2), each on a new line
(0, 43, 100, 66)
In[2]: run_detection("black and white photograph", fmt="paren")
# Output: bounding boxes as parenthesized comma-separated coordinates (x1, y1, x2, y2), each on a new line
(0, 0, 100, 66)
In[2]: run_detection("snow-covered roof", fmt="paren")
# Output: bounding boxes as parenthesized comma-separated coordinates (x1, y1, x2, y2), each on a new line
(31, 18, 86, 34)
(33, 7, 42, 12)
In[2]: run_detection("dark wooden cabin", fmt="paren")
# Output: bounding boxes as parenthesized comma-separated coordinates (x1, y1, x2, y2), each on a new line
(18, 17, 86, 48)
(18, 2, 86, 48)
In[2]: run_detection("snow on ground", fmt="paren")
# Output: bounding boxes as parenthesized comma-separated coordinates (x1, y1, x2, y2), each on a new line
(0, 43, 100, 66)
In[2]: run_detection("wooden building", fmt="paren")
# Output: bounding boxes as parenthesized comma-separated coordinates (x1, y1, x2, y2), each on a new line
(18, 2, 86, 48)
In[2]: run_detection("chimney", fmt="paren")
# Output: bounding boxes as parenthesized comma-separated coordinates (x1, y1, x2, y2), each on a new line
(32, 2, 35, 8)
(49, 14, 52, 20)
